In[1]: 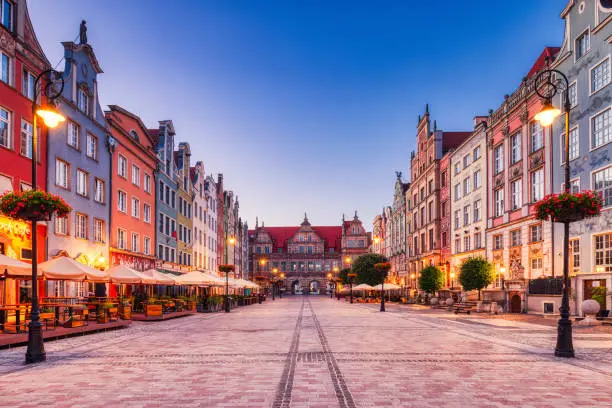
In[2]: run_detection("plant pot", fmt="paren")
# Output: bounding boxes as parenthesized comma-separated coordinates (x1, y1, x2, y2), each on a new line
(97, 313, 110, 324)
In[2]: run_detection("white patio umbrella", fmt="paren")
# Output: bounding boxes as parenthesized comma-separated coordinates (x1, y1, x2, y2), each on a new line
(353, 283, 375, 291)
(175, 271, 218, 286)
(38, 256, 109, 281)
(142, 269, 177, 285)
(200, 272, 225, 286)
(108, 265, 155, 284)
(373, 283, 402, 291)
(0, 254, 32, 278)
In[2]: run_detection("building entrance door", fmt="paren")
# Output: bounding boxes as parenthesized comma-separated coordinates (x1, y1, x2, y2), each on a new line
(510, 294, 522, 313)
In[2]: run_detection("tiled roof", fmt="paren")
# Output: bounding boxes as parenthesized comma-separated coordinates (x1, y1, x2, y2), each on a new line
(526, 46, 561, 78)
(249, 226, 342, 252)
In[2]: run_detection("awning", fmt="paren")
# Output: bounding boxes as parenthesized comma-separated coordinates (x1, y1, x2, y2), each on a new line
(142, 269, 178, 285)
(0, 254, 32, 278)
(353, 283, 375, 291)
(39, 256, 109, 282)
(373, 283, 402, 291)
(108, 265, 156, 284)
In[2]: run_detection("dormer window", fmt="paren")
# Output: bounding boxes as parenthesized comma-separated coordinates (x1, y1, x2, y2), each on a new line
(129, 130, 139, 141)
(77, 88, 89, 115)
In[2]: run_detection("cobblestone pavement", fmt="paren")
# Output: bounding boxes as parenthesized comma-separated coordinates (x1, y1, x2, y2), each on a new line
(0, 297, 611, 407)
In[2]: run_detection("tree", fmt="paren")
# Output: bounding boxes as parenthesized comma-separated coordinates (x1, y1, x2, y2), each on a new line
(418, 266, 444, 295)
(459, 257, 493, 300)
(338, 268, 351, 284)
(351, 253, 388, 286)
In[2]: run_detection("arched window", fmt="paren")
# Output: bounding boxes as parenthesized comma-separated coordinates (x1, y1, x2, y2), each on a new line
(129, 130, 139, 141)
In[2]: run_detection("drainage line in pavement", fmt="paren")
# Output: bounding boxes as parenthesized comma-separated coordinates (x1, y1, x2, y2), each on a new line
(273, 298, 304, 408)
(307, 299, 356, 408)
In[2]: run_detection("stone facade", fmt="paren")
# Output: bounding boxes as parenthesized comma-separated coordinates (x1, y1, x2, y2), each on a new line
(552, 0, 612, 314)
(389, 174, 408, 281)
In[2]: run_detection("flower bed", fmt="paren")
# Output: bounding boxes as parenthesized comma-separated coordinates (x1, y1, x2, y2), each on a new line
(534, 191, 602, 223)
(0, 190, 71, 221)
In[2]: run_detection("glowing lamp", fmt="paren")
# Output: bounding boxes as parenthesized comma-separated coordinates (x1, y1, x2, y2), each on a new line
(534, 101, 561, 127)
(36, 105, 65, 128)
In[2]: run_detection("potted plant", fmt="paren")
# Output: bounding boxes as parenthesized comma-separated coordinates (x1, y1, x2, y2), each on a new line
(0, 190, 71, 221)
(39, 307, 55, 322)
(534, 190, 603, 223)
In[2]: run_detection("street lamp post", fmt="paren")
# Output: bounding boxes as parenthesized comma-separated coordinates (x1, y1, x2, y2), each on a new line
(25, 69, 65, 364)
(534, 66, 574, 358)
(279, 272, 285, 299)
(450, 272, 455, 290)
(224, 236, 236, 313)
(327, 272, 334, 299)
(347, 272, 357, 304)
(272, 268, 278, 300)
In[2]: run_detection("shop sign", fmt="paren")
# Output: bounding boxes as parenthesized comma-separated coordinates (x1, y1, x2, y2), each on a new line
(0, 217, 31, 239)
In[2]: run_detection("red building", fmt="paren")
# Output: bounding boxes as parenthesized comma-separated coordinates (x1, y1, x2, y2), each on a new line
(105, 105, 158, 276)
(0, 1, 50, 304)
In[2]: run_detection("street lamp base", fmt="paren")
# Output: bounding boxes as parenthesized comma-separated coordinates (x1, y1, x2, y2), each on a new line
(25, 321, 46, 364)
(555, 318, 575, 358)
(224, 298, 231, 313)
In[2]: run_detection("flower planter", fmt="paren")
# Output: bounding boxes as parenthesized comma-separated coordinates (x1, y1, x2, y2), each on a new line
(0, 190, 71, 222)
(119, 305, 132, 320)
(535, 191, 603, 223)
(187, 301, 197, 311)
(97, 313, 110, 324)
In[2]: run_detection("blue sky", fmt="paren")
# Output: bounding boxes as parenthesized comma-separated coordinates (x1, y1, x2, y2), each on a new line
(29, 0, 566, 229)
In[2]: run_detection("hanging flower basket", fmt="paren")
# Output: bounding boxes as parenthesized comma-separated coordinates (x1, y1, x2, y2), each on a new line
(254, 275, 266, 281)
(534, 191, 603, 223)
(0, 190, 71, 222)
(219, 264, 235, 273)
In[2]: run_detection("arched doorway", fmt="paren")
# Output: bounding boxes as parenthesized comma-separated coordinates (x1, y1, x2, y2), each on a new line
(291, 280, 301, 295)
(309, 281, 320, 295)
(510, 294, 522, 313)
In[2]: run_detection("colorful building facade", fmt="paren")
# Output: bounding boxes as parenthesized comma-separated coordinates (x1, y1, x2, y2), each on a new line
(176, 142, 193, 268)
(105, 105, 157, 271)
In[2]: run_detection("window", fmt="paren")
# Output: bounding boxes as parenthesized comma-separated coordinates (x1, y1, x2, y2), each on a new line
(55, 216, 68, 236)
(464, 236, 471, 252)
(493, 234, 503, 250)
(132, 165, 140, 186)
(454, 162, 460, 175)
(594, 233, 612, 272)
(463, 177, 471, 196)
(144, 174, 151, 193)
(0, 107, 9, 148)
(531, 169, 544, 203)
(463, 205, 470, 226)
(1, 0, 13, 31)
(20, 182, 31, 191)
(510, 229, 521, 247)
(593, 166, 612, 207)
(591, 58, 610, 93)
(473, 146, 481, 161)
(86, 133, 98, 160)
(463, 154, 471, 169)
(428, 179, 433, 194)
(67, 121, 79, 149)
(94, 178, 105, 203)
(428, 201, 433, 222)
(591, 108, 610, 149)
(420, 187, 425, 200)
(511, 179, 522, 210)
(144, 237, 151, 255)
(131, 233, 139, 252)
(510, 132, 521, 164)
(77, 88, 89, 115)
(143, 203, 151, 223)
(494, 189, 504, 217)
(441, 200, 447, 218)
(76, 169, 88, 197)
(575, 29, 590, 60)
(55, 159, 69, 189)
(441, 171, 447, 187)
(454, 210, 460, 229)
(1, 52, 9, 84)
(570, 239, 580, 272)
(561, 127, 580, 162)
(75, 213, 88, 239)
(442, 232, 447, 248)
(20, 120, 33, 159)
(118, 155, 127, 178)
(529, 224, 542, 243)
(531, 258, 543, 274)
(494, 144, 504, 174)
(117, 229, 127, 250)
(563, 178, 581, 194)
(131, 197, 140, 218)
(474, 232, 482, 249)
(530, 122, 543, 153)
(562, 82, 578, 108)
(473, 200, 481, 221)
(117, 190, 127, 213)
(455, 238, 461, 253)
(473, 170, 481, 189)
(94, 218, 104, 243)
(454, 183, 461, 201)
(22, 70, 35, 100)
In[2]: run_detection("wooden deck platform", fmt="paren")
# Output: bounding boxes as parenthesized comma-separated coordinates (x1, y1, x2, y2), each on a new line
(132, 310, 197, 321)
(0, 320, 131, 349)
